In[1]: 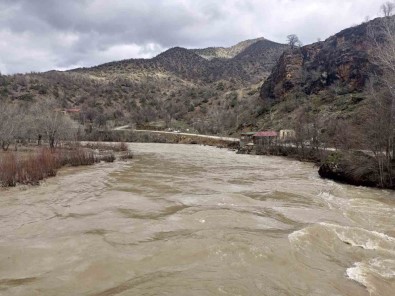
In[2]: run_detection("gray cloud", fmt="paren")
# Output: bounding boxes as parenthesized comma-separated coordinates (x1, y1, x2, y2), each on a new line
(0, 0, 383, 74)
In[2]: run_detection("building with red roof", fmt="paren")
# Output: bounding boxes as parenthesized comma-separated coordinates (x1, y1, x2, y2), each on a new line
(252, 131, 278, 146)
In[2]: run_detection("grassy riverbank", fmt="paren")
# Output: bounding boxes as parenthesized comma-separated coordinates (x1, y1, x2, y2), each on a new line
(0, 142, 133, 187)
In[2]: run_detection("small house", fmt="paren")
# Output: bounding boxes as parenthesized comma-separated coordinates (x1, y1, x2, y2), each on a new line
(279, 129, 295, 141)
(253, 131, 278, 146)
(240, 132, 257, 147)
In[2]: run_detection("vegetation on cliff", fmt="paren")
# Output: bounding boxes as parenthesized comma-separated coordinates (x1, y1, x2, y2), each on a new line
(256, 15, 395, 189)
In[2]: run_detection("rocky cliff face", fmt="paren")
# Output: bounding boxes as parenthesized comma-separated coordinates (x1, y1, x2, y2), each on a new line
(260, 18, 381, 102)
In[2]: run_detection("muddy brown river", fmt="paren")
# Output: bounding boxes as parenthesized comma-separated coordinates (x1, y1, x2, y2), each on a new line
(0, 143, 394, 296)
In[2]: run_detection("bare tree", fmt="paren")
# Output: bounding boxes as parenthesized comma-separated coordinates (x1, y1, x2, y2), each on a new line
(322, 118, 358, 151)
(363, 81, 393, 187)
(293, 107, 312, 158)
(33, 100, 79, 149)
(365, 17, 395, 187)
(0, 103, 15, 150)
(381, 1, 395, 16)
(0, 103, 25, 151)
(287, 34, 302, 50)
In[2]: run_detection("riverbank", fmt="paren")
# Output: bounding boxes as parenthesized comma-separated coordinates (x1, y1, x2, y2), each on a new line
(319, 151, 395, 190)
(84, 130, 240, 149)
(238, 145, 395, 190)
(88, 133, 395, 190)
(16, 131, 392, 190)
(0, 142, 133, 187)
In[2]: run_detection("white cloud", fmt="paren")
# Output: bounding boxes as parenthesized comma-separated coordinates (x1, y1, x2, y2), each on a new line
(0, 30, 58, 74)
(0, 0, 385, 74)
(86, 43, 165, 65)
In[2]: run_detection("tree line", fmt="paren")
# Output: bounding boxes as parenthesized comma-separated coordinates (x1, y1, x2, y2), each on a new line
(0, 100, 79, 150)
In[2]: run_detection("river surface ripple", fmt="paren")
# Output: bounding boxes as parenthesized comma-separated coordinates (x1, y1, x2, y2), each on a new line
(0, 143, 394, 296)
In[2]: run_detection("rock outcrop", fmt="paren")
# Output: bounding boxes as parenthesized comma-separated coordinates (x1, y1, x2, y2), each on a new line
(318, 151, 394, 189)
(260, 18, 384, 102)
(192, 38, 266, 60)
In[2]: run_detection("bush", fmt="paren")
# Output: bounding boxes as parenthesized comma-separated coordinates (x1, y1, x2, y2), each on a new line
(98, 153, 116, 163)
(0, 153, 18, 186)
(61, 149, 98, 167)
(119, 151, 134, 161)
(0, 148, 100, 187)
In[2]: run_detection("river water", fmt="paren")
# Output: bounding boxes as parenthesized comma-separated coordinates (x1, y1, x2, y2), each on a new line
(0, 143, 394, 296)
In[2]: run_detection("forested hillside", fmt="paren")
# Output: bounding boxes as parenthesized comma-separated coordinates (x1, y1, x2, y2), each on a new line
(0, 38, 287, 134)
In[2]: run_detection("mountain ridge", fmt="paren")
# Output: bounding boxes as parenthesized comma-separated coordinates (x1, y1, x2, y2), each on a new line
(191, 37, 266, 60)
(0, 36, 287, 135)
(1, 16, 386, 136)
(71, 37, 288, 84)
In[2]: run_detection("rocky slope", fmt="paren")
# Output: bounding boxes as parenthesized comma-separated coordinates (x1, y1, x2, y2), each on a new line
(192, 38, 266, 60)
(256, 17, 386, 131)
(260, 21, 378, 101)
(74, 38, 287, 84)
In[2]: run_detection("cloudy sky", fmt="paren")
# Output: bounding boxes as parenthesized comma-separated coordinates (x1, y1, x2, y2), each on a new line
(0, 0, 383, 74)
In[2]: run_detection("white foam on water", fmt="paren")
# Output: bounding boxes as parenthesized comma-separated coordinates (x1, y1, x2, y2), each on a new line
(369, 258, 395, 279)
(318, 191, 350, 210)
(289, 223, 395, 255)
(289, 222, 395, 295)
(320, 222, 395, 254)
(347, 258, 395, 295)
(348, 198, 395, 218)
(346, 262, 372, 292)
(288, 228, 309, 244)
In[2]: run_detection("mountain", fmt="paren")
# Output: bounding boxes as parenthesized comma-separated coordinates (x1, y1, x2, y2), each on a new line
(73, 38, 287, 84)
(0, 37, 288, 134)
(191, 38, 266, 60)
(1, 15, 384, 138)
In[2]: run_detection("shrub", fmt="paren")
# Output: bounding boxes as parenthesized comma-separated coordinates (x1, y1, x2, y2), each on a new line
(0, 153, 18, 186)
(119, 142, 128, 152)
(61, 149, 97, 167)
(0, 148, 99, 187)
(119, 151, 134, 161)
(98, 153, 116, 163)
